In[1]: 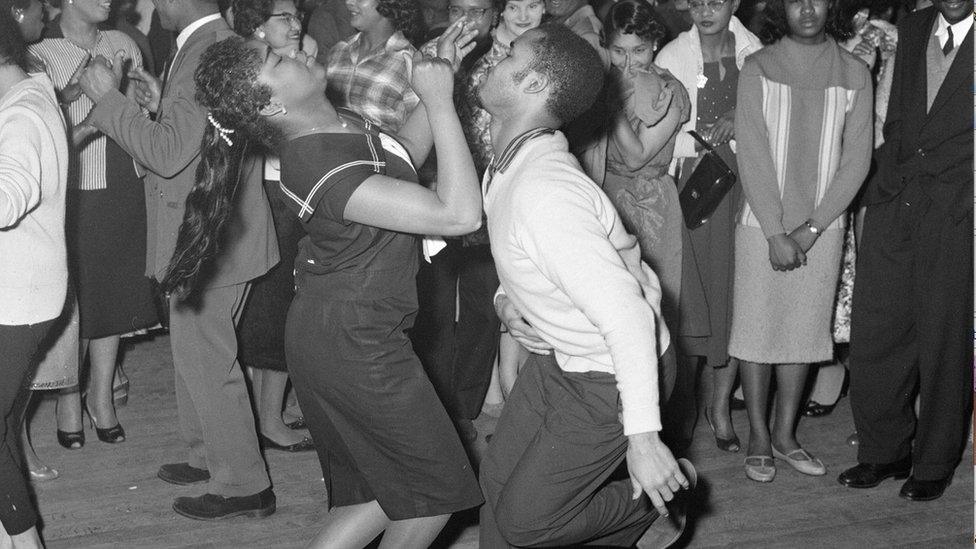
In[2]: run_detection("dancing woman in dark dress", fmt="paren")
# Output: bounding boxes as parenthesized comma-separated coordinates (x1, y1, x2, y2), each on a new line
(161, 29, 483, 548)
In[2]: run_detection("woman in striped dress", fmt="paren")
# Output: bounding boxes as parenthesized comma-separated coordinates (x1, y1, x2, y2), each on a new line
(30, 0, 157, 449)
(729, 0, 871, 483)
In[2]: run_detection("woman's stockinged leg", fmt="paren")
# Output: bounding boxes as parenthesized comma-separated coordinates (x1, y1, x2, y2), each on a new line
(378, 514, 450, 549)
(709, 358, 739, 440)
(771, 363, 809, 451)
(307, 501, 448, 549)
(258, 370, 307, 446)
(306, 501, 450, 549)
(739, 360, 772, 456)
(307, 501, 388, 549)
(87, 336, 122, 427)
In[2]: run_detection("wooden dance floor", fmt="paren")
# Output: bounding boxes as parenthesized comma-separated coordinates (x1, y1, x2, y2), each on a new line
(25, 334, 972, 548)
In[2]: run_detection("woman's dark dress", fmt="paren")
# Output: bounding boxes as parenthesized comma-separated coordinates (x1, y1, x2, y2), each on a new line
(278, 113, 482, 518)
(677, 57, 742, 367)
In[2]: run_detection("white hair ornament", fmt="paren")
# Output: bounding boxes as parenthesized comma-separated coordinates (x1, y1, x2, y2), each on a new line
(207, 113, 235, 147)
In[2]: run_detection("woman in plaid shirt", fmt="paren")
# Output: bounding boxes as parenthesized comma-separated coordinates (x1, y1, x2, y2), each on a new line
(326, 0, 425, 132)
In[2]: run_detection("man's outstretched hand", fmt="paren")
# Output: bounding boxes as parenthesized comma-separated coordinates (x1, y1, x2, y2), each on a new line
(627, 431, 690, 518)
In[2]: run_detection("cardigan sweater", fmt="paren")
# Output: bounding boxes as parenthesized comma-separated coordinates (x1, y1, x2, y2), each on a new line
(734, 37, 872, 237)
(0, 73, 68, 325)
(655, 15, 762, 161)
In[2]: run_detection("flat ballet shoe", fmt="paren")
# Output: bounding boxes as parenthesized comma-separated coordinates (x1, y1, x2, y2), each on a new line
(772, 446, 826, 476)
(744, 455, 776, 483)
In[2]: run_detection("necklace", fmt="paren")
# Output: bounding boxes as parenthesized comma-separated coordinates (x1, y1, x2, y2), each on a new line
(287, 115, 348, 140)
(62, 20, 101, 53)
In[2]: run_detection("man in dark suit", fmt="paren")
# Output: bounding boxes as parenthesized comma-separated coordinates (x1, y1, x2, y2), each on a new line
(78, 0, 279, 519)
(839, 0, 973, 502)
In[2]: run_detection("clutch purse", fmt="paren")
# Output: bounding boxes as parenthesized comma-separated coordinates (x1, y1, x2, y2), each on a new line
(678, 130, 736, 230)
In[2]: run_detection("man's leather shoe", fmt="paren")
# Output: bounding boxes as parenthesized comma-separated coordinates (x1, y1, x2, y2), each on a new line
(173, 487, 276, 520)
(158, 462, 210, 485)
(899, 476, 950, 501)
(837, 456, 911, 488)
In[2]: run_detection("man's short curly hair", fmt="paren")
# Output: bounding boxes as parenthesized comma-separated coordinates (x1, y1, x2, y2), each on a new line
(513, 24, 604, 127)
(759, 0, 854, 45)
(377, 0, 427, 44)
(231, 0, 275, 37)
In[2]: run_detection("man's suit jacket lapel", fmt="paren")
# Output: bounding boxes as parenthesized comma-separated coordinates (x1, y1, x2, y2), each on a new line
(900, 10, 934, 147)
(926, 26, 973, 120)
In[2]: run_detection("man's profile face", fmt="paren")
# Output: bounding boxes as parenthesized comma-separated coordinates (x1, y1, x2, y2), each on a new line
(931, 0, 973, 24)
(448, 0, 497, 39)
(478, 28, 541, 115)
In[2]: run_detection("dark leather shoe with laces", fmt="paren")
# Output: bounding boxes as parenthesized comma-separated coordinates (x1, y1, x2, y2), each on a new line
(158, 462, 211, 485)
(899, 476, 950, 501)
(837, 456, 911, 488)
(173, 487, 276, 520)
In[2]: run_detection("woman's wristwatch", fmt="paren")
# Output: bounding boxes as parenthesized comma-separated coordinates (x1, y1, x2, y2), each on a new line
(803, 220, 821, 235)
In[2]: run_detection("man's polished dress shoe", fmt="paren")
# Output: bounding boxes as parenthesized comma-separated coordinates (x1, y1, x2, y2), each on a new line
(173, 487, 276, 520)
(837, 455, 911, 488)
(899, 476, 950, 501)
(158, 462, 211, 485)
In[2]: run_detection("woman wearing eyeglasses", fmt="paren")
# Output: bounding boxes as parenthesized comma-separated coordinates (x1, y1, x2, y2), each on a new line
(655, 0, 761, 455)
(326, 0, 425, 133)
(229, 0, 320, 453)
(232, 0, 318, 59)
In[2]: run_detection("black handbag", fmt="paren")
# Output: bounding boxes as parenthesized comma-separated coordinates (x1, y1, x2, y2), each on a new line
(678, 131, 736, 230)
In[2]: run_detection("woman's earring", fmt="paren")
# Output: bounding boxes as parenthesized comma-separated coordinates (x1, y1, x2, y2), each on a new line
(256, 30, 266, 39)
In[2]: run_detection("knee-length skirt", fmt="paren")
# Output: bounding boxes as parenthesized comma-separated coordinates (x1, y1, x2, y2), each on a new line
(728, 225, 844, 364)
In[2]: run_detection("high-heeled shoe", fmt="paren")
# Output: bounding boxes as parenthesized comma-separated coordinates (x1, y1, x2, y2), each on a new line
(260, 434, 314, 452)
(86, 405, 126, 443)
(704, 408, 740, 453)
(802, 399, 835, 417)
(57, 429, 85, 449)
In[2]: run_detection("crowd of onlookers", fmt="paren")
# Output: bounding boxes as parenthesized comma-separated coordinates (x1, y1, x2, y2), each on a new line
(0, 0, 970, 545)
